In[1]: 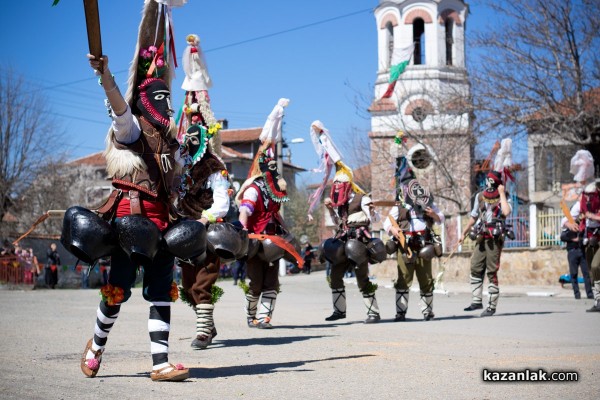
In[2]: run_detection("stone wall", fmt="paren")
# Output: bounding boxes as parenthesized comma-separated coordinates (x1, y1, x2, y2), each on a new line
(370, 247, 568, 286)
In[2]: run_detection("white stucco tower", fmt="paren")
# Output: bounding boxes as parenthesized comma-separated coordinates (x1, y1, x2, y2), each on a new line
(369, 0, 473, 233)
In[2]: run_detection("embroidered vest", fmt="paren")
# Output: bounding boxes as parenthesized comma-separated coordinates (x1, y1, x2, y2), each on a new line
(245, 179, 282, 234)
(111, 117, 180, 201)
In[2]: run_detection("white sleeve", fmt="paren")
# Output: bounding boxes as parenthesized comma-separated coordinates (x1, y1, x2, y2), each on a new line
(111, 105, 142, 144)
(240, 186, 259, 217)
(361, 196, 375, 222)
(383, 206, 399, 233)
(470, 194, 480, 219)
(431, 204, 445, 225)
(562, 203, 580, 227)
(204, 172, 231, 219)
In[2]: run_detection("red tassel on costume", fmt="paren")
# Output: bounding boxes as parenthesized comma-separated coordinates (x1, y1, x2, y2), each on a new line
(169, 25, 178, 67)
(503, 167, 515, 182)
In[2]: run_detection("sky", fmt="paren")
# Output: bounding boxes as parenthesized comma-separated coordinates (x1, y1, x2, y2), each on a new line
(1, 0, 499, 187)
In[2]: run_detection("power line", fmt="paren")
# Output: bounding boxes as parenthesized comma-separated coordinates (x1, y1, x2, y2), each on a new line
(204, 8, 373, 53)
(20, 7, 374, 94)
(53, 112, 108, 126)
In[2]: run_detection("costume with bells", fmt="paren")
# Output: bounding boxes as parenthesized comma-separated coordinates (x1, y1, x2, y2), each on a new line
(562, 150, 600, 311)
(383, 134, 444, 321)
(175, 36, 236, 348)
(310, 121, 384, 324)
(460, 139, 513, 317)
(71, 0, 189, 381)
(237, 99, 298, 329)
(560, 150, 595, 300)
(579, 179, 600, 312)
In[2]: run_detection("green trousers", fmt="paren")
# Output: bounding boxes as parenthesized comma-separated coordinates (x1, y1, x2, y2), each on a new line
(394, 254, 434, 294)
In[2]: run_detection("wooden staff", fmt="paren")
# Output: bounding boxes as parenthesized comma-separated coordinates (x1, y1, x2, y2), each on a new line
(83, 0, 103, 73)
(560, 200, 575, 225)
(12, 210, 66, 245)
(434, 245, 459, 286)
(387, 215, 412, 258)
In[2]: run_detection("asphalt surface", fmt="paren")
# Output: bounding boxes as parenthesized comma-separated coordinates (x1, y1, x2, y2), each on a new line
(1, 271, 599, 400)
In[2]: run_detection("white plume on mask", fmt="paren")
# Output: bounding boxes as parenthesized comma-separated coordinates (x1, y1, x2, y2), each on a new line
(493, 138, 513, 171)
(570, 150, 595, 183)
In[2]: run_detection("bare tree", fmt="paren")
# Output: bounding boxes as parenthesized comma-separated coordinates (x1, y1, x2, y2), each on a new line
(471, 0, 600, 147)
(13, 163, 103, 236)
(283, 185, 322, 245)
(339, 126, 372, 193)
(0, 67, 66, 236)
(366, 76, 476, 214)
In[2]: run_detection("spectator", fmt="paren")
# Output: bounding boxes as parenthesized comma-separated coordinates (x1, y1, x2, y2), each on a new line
(560, 224, 593, 299)
(98, 257, 110, 286)
(1, 239, 15, 256)
(21, 248, 39, 283)
(303, 243, 315, 274)
(232, 259, 247, 286)
(45, 243, 60, 289)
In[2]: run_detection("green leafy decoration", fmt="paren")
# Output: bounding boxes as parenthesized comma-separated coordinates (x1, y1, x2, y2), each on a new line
(362, 281, 379, 294)
(238, 280, 250, 295)
(210, 285, 224, 304)
(178, 286, 194, 308)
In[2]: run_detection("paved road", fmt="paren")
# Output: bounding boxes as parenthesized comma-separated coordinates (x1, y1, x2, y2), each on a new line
(1, 271, 598, 400)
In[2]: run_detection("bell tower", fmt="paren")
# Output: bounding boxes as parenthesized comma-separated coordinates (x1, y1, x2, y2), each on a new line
(369, 0, 473, 236)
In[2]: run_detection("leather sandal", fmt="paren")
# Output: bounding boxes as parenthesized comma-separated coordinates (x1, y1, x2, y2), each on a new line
(191, 327, 218, 349)
(81, 339, 103, 378)
(150, 363, 190, 382)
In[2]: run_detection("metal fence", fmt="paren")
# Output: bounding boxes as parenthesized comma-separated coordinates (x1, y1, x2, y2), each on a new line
(504, 212, 530, 248)
(0, 256, 35, 285)
(454, 210, 564, 251)
(537, 212, 564, 247)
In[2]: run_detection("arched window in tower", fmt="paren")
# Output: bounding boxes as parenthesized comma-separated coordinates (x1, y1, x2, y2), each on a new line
(386, 22, 394, 67)
(413, 18, 426, 65)
(445, 18, 454, 66)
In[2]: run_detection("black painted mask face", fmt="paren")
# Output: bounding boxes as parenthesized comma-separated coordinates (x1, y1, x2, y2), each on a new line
(260, 158, 282, 187)
(259, 150, 288, 201)
(136, 78, 173, 128)
(483, 171, 502, 199)
(403, 179, 433, 210)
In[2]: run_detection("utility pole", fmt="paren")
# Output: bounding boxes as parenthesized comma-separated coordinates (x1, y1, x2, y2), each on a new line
(277, 122, 285, 219)
(277, 122, 285, 277)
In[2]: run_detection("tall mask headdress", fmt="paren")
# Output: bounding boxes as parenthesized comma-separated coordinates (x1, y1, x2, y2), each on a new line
(307, 120, 364, 218)
(392, 131, 431, 209)
(124, 0, 183, 106)
(246, 98, 290, 183)
(177, 32, 220, 145)
(484, 138, 514, 200)
(235, 100, 290, 205)
(104, 0, 185, 178)
(181, 33, 212, 92)
(570, 150, 595, 183)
